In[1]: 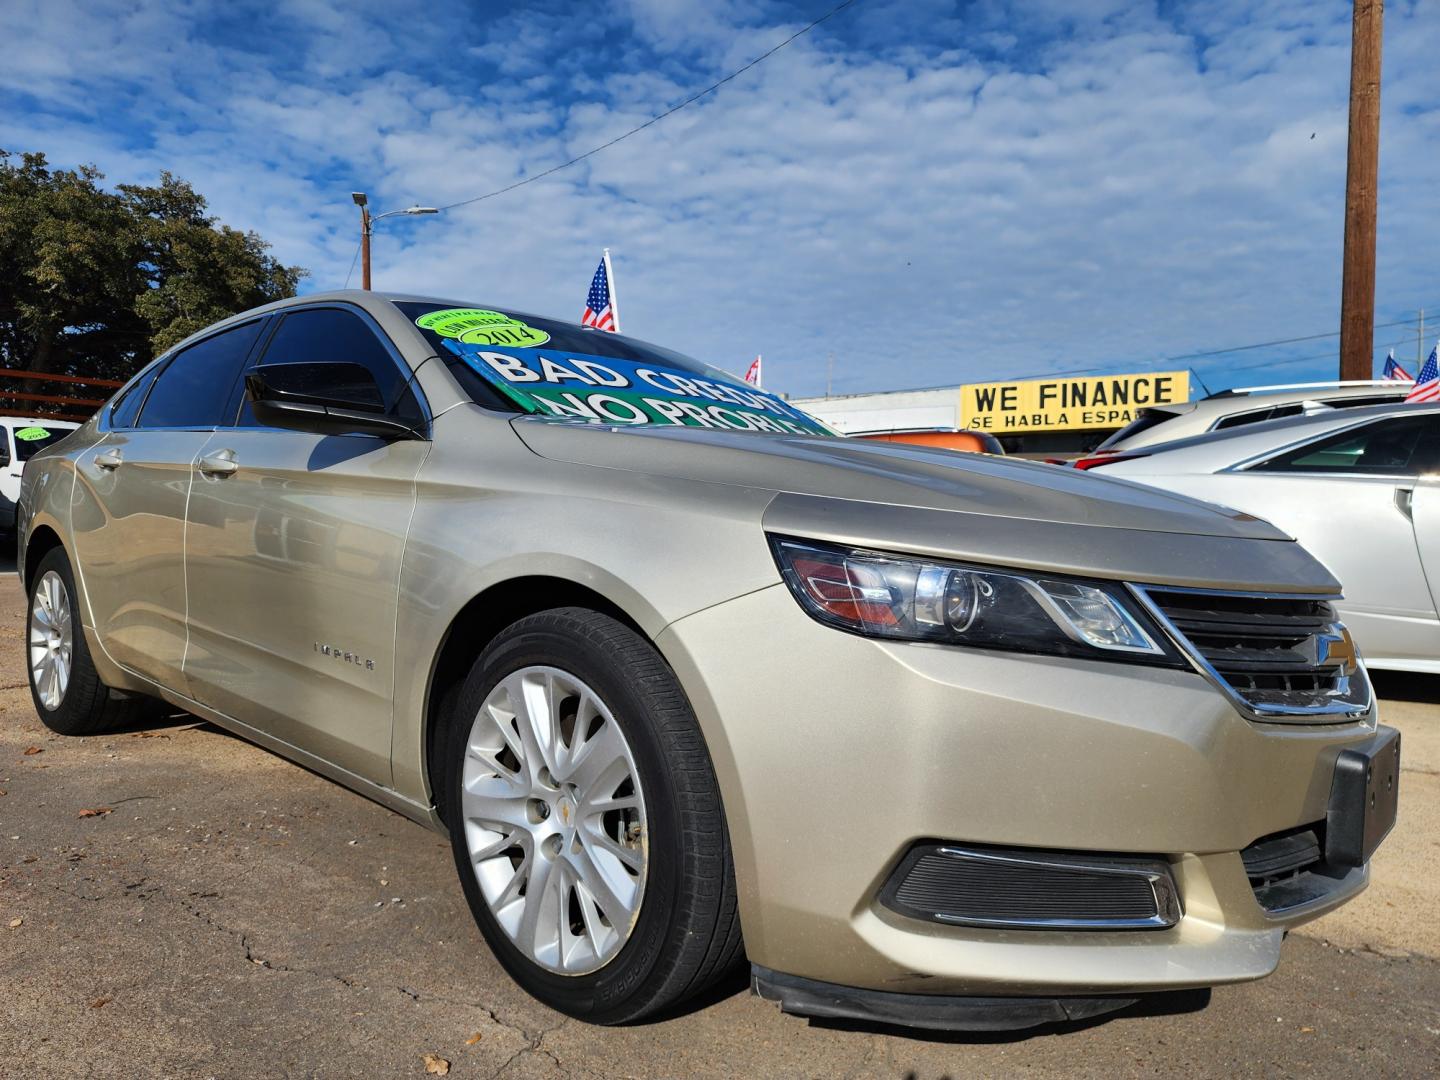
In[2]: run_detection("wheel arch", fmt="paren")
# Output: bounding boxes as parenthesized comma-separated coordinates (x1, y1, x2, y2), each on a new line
(23, 523, 66, 593)
(420, 574, 651, 821)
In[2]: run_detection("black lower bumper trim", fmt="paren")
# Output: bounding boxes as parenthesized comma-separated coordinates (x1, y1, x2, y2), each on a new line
(750, 966, 1138, 1032)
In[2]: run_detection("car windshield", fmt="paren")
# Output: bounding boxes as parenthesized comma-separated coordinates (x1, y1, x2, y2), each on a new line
(397, 301, 834, 437)
(9, 423, 72, 460)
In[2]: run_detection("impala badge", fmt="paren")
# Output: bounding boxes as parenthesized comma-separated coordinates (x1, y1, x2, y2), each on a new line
(315, 642, 376, 671)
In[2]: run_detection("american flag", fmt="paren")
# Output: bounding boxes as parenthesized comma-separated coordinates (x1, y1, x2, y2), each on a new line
(581, 256, 617, 332)
(1406, 344, 1439, 403)
(1382, 350, 1413, 382)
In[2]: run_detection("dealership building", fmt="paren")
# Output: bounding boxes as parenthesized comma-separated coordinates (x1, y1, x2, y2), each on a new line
(791, 370, 1191, 457)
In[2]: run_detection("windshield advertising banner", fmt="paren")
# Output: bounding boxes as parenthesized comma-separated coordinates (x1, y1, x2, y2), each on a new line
(443, 339, 830, 435)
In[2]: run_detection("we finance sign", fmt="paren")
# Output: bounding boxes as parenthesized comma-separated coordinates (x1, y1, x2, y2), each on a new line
(960, 371, 1190, 433)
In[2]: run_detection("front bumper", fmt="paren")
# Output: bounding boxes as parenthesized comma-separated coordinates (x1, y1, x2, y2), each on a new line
(656, 583, 1381, 1000)
(751, 965, 1140, 1032)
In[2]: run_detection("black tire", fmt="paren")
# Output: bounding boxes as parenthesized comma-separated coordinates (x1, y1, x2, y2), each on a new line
(440, 607, 744, 1024)
(26, 546, 153, 736)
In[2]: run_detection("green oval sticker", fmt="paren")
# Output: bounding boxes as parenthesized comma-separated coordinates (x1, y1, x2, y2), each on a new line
(14, 426, 51, 441)
(416, 308, 550, 348)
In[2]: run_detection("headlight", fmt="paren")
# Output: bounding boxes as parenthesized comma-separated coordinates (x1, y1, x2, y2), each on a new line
(770, 537, 1184, 666)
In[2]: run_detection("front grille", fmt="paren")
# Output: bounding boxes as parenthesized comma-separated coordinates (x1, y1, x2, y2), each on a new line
(1136, 587, 1371, 721)
(880, 844, 1180, 930)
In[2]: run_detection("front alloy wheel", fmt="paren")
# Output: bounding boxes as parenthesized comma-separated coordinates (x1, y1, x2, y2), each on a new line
(441, 607, 743, 1023)
(462, 666, 647, 975)
(29, 569, 73, 710)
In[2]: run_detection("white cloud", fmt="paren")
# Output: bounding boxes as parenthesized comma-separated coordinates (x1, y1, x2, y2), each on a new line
(1, 0, 1437, 392)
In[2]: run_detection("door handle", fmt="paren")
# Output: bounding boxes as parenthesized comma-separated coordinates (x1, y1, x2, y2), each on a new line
(94, 448, 123, 470)
(198, 449, 239, 478)
(1395, 486, 1414, 521)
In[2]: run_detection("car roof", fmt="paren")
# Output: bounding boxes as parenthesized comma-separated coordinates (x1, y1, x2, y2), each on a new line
(155, 290, 581, 362)
(1123, 399, 1440, 460)
(1177, 382, 1406, 421)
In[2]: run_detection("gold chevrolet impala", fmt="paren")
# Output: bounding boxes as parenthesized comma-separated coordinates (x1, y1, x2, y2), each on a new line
(17, 292, 1399, 1031)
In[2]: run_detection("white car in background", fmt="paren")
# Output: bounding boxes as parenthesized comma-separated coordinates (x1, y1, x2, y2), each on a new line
(0, 416, 80, 536)
(1090, 381, 1409, 457)
(1085, 403, 1440, 673)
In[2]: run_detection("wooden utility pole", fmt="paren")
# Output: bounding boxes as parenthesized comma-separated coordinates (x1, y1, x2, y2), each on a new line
(1338, 0, 1384, 380)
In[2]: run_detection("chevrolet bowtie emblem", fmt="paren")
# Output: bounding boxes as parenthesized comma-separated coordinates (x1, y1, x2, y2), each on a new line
(1316, 626, 1358, 675)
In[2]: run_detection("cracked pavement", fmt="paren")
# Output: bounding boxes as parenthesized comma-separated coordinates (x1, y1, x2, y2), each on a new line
(1, 564, 1438, 1077)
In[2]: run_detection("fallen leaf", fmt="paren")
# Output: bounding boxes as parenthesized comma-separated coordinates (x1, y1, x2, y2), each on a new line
(89, 997, 112, 1009)
(421, 1053, 450, 1075)
(1299, 1026, 1315, 1034)
(464, 1033, 483, 1046)
(0, 789, 7, 796)
(22, 747, 42, 756)
(78, 808, 114, 818)
(7, 917, 22, 929)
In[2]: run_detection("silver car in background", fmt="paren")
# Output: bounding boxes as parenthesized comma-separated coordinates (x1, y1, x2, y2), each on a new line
(1088, 402, 1440, 672)
(15, 292, 1398, 1032)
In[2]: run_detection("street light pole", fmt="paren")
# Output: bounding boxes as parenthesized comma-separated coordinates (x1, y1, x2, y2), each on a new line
(351, 192, 439, 290)
(352, 192, 372, 290)
(1338, 0, 1384, 380)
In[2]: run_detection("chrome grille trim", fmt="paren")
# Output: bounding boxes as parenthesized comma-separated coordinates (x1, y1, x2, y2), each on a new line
(1128, 584, 1373, 724)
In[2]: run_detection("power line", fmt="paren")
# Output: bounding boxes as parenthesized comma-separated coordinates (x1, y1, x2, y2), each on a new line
(343, 237, 363, 289)
(434, 0, 861, 213)
(1160, 313, 1427, 362)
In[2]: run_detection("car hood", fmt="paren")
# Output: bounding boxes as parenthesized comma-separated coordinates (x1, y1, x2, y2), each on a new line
(513, 419, 1285, 539)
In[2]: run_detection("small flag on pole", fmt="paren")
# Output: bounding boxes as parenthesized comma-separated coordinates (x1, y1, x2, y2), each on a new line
(743, 355, 762, 387)
(581, 250, 620, 333)
(1382, 350, 1413, 382)
(1405, 344, 1439, 403)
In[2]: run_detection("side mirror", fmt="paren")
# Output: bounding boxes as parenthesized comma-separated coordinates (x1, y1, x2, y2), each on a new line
(245, 362, 423, 440)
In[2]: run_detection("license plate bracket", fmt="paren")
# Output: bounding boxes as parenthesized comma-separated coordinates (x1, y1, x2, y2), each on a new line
(1325, 725, 1400, 868)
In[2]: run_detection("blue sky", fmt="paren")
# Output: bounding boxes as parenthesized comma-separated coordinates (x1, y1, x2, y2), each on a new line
(1, 0, 1437, 397)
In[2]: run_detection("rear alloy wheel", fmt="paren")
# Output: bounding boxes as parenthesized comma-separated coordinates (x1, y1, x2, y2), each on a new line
(441, 607, 743, 1023)
(29, 569, 74, 711)
(26, 546, 157, 736)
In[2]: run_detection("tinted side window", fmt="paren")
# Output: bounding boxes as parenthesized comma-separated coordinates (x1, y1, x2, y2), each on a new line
(248, 308, 421, 425)
(138, 321, 263, 429)
(109, 364, 161, 429)
(1252, 416, 1439, 476)
(1212, 404, 1303, 431)
(1322, 394, 1408, 410)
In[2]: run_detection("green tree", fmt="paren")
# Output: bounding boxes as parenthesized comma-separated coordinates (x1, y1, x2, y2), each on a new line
(0, 150, 305, 404)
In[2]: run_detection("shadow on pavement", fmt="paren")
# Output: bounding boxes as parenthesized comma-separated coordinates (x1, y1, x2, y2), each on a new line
(1371, 669, 1440, 705)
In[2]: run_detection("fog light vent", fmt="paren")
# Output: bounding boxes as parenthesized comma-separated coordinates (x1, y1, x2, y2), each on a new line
(880, 844, 1181, 931)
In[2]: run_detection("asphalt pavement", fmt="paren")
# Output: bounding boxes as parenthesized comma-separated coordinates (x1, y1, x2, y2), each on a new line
(2, 563, 1437, 1078)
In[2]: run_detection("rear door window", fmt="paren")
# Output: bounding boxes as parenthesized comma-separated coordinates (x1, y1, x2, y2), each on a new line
(1251, 415, 1440, 476)
(109, 364, 162, 429)
(138, 321, 264, 429)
